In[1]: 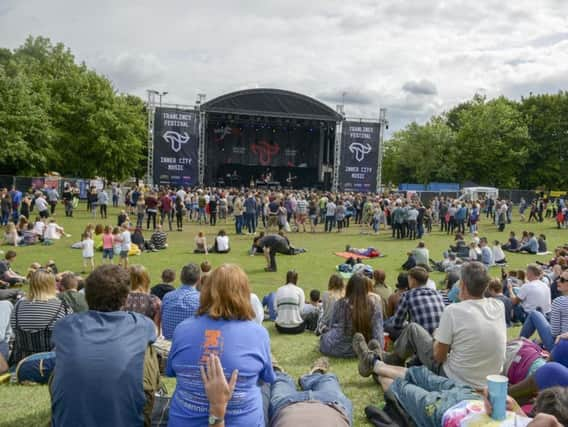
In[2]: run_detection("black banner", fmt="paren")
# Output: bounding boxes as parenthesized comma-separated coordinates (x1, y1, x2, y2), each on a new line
(339, 122, 380, 192)
(153, 107, 199, 187)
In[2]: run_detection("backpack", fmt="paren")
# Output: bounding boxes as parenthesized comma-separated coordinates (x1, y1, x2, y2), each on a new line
(365, 389, 416, 427)
(14, 351, 56, 384)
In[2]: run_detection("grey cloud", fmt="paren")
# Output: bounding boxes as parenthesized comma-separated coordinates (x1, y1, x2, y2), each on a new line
(317, 88, 381, 106)
(530, 32, 568, 47)
(92, 53, 166, 93)
(402, 80, 438, 96)
(505, 58, 536, 67)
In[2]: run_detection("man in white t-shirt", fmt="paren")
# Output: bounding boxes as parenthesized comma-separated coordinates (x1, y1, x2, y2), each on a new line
(509, 264, 551, 322)
(35, 194, 50, 218)
(433, 261, 507, 389)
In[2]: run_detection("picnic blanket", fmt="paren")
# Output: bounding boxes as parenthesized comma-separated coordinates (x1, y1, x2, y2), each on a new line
(335, 251, 372, 260)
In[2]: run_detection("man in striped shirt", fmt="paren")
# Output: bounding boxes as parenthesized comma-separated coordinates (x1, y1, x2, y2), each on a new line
(295, 195, 308, 232)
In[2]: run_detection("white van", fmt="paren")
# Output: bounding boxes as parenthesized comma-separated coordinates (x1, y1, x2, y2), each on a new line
(458, 186, 499, 201)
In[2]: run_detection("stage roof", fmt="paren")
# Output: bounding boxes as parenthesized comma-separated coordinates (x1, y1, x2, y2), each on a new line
(201, 88, 343, 122)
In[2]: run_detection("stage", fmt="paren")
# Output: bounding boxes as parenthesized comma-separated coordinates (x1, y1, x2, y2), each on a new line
(200, 89, 343, 189)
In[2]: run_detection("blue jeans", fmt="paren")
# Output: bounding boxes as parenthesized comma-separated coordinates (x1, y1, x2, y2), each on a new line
(520, 310, 555, 350)
(245, 212, 256, 233)
(234, 215, 243, 234)
(0, 339, 8, 361)
(389, 366, 479, 427)
(266, 371, 352, 425)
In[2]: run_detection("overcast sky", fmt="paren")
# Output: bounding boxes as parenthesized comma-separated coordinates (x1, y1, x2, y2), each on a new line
(1, 0, 568, 134)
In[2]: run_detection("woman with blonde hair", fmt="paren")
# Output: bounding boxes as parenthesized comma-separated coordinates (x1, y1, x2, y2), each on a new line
(9, 269, 72, 365)
(167, 264, 275, 427)
(3, 222, 22, 246)
(122, 264, 161, 330)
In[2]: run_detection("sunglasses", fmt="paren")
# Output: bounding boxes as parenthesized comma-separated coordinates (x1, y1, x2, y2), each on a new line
(559, 277, 568, 283)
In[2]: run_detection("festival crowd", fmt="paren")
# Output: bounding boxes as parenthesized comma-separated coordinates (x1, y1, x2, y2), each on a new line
(0, 183, 567, 426)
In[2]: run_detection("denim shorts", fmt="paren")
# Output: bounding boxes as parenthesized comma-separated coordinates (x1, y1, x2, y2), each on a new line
(102, 248, 114, 259)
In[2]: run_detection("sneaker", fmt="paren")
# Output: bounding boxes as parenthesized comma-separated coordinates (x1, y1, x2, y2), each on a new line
(353, 333, 378, 377)
(309, 357, 330, 375)
(368, 339, 382, 357)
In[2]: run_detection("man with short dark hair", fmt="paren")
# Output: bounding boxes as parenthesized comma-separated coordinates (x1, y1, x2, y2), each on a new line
(150, 224, 168, 250)
(377, 262, 507, 389)
(391, 266, 444, 335)
(150, 269, 176, 300)
(50, 265, 160, 426)
(161, 263, 201, 339)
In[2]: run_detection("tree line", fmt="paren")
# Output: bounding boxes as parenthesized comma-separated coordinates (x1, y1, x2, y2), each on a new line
(0, 36, 146, 181)
(383, 93, 568, 190)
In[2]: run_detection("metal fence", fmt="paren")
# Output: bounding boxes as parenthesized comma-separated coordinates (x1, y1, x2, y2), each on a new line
(0, 175, 107, 199)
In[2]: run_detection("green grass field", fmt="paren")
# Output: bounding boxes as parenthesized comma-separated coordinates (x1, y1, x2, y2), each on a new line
(0, 204, 565, 426)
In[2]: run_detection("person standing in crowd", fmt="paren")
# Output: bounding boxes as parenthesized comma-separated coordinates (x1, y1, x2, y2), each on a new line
(324, 197, 336, 232)
(166, 264, 275, 426)
(120, 224, 132, 269)
(98, 187, 109, 219)
(62, 185, 74, 217)
(35, 193, 50, 219)
(174, 195, 184, 232)
(50, 265, 159, 427)
(244, 192, 257, 234)
(112, 184, 121, 207)
(145, 192, 158, 231)
(209, 193, 218, 227)
(46, 186, 59, 215)
(233, 194, 244, 235)
(159, 191, 173, 231)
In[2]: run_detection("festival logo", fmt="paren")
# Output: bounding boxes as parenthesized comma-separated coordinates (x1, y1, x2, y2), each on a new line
(349, 142, 372, 162)
(162, 131, 190, 153)
(251, 140, 280, 166)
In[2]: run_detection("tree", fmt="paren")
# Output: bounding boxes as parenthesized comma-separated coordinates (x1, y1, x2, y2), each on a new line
(0, 36, 147, 180)
(519, 93, 568, 190)
(456, 96, 529, 187)
(382, 117, 458, 185)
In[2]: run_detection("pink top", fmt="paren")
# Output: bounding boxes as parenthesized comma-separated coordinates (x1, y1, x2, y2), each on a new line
(102, 233, 114, 249)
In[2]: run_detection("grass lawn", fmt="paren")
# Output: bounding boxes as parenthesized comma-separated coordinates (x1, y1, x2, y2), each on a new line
(0, 204, 565, 426)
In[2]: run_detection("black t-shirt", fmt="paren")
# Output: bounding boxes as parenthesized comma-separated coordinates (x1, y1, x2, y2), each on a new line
(0, 260, 10, 276)
(150, 283, 175, 300)
(258, 234, 289, 252)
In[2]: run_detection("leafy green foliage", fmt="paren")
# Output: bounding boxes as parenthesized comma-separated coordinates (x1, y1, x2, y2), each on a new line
(0, 36, 145, 180)
(384, 93, 566, 189)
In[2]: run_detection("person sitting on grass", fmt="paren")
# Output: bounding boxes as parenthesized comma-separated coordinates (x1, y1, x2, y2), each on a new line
(0, 300, 13, 374)
(123, 265, 161, 332)
(150, 268, 176, 301)
(0, 251, 26, 286)
(320, 273, 383, 358)
(487, 277, 513, 327)
(275, 270, 306, 334)
(390, 266, 445, 336)
(57, 273, 88, 313)
(150, 224, 168, 250)
(502, 230, 519, 251)
(166, 264, 275, 427)
(301, 289, 322, 332)
(9, 269, 73, 365)
(493, 240, 507, 265)
(210, 229, 230, 253)
(194, 231, 208, 254)
(382, 262, 506, 390)
(316, 274, 345, 335)
(509, 264, 551, 324)
(519, 268, 568, 351)
(161, 263, 201, 340)
(353, 337, 568, 427)
(372, 269, 392, 319)
(50, 264, 160, 427)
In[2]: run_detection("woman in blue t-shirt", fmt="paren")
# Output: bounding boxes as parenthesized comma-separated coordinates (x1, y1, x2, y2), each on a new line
(166, 264, 275, 427)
